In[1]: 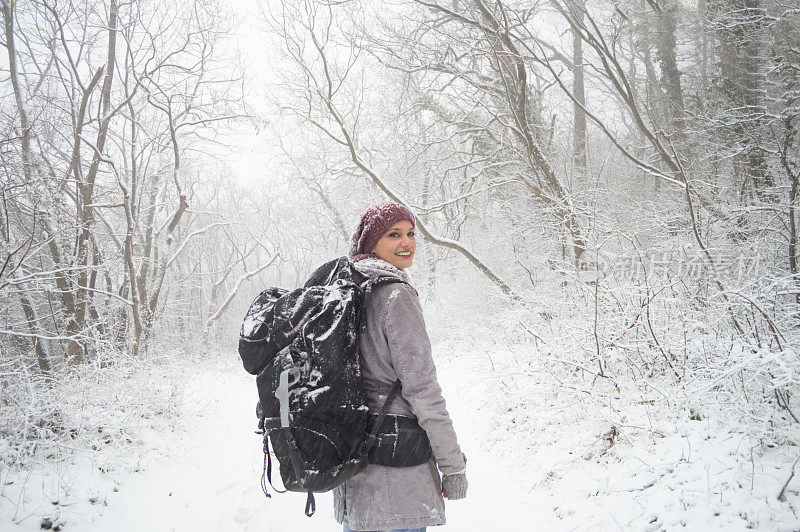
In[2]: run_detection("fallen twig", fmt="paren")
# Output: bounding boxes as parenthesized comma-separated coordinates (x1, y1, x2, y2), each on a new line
(778, 455, 800, 501)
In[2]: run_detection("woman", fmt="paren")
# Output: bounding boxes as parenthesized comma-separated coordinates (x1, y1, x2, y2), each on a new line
(334, 202, 468, 532)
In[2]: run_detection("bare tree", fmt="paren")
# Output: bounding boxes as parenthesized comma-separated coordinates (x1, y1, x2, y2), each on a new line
(0, 0, 246, 364)
(267, 0, 515, 294)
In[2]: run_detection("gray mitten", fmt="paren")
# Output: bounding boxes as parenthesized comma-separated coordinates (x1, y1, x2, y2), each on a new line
(442, 472, 468, 500)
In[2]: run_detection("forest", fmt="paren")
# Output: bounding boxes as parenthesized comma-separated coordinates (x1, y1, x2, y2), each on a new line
(2, 0, 800, 529)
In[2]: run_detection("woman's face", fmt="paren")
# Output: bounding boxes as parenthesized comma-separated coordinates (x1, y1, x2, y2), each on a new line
(371, 220, 416, 269)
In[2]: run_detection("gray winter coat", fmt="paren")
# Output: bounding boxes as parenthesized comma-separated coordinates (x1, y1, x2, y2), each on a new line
(333, 258, 466, 531)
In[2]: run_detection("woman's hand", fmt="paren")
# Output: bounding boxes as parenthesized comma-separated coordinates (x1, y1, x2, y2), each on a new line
(442, 472, 468, 500)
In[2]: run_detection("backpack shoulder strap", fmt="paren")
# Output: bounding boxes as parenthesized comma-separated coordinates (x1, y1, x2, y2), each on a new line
(363, 380, 402, 453)
(360, 275, 408, 333)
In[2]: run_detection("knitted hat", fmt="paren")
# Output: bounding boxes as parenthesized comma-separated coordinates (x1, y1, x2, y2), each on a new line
(348, 202, 415, 262)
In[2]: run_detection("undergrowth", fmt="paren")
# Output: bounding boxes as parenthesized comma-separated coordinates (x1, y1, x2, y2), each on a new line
(0, 347, 188, 471)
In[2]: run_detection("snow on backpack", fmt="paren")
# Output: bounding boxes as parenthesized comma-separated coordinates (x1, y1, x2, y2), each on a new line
(238, 257, 411, 517)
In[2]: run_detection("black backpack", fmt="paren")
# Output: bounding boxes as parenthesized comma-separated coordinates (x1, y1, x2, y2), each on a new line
(238, 257, 406, 516)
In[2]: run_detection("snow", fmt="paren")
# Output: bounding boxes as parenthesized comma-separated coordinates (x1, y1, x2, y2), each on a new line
(429, 302, 800, 531)
(308, 368, 324, 387)
(3, 301, 800, 531)
(241, 303, 268, 338)
(305, 385, 331, 403)
(311, 290, 348, 343)
(0, 359, 334, 532)
(0, 353, 531, 531)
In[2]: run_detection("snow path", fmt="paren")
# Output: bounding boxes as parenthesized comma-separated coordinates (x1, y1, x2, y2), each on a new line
(83, 364, 334, 532)
(73, 352, 530, 531)
(7, 330, 799, 530)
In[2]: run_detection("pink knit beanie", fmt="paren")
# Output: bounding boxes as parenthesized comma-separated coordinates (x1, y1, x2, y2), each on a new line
(349, 202, 415, 262)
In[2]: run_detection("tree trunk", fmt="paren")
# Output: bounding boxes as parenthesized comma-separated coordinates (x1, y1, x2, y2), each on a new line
(68, 0, 118, 363)
(697, 0, 710, 93)
(2, 0, 31, 179)
(14, 277, 52, 372)
(711, 0, 771, 194)
(569, 0, 587, 170)
(471, 0, 586, 261)
(649, 0, 686, 139)
(783, 118, 800, 304)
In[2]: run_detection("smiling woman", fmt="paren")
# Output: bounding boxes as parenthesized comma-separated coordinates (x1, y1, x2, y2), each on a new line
(336, 202, 468, 532)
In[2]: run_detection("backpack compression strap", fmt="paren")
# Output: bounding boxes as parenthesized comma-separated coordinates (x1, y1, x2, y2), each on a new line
(305, 490, 315, 517)
(275, 366, 305, 484)
(260, 366, 302, 500)
(261, 433, 287, 497)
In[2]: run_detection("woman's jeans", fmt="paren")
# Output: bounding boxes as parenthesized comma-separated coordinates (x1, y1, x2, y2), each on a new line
(342, 511, 426, 532)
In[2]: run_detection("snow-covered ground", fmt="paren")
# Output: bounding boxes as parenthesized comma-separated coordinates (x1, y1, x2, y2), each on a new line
(0, 353, 529, 531)
(3, 299, 800, 531)
(435, 337, 800, 531)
